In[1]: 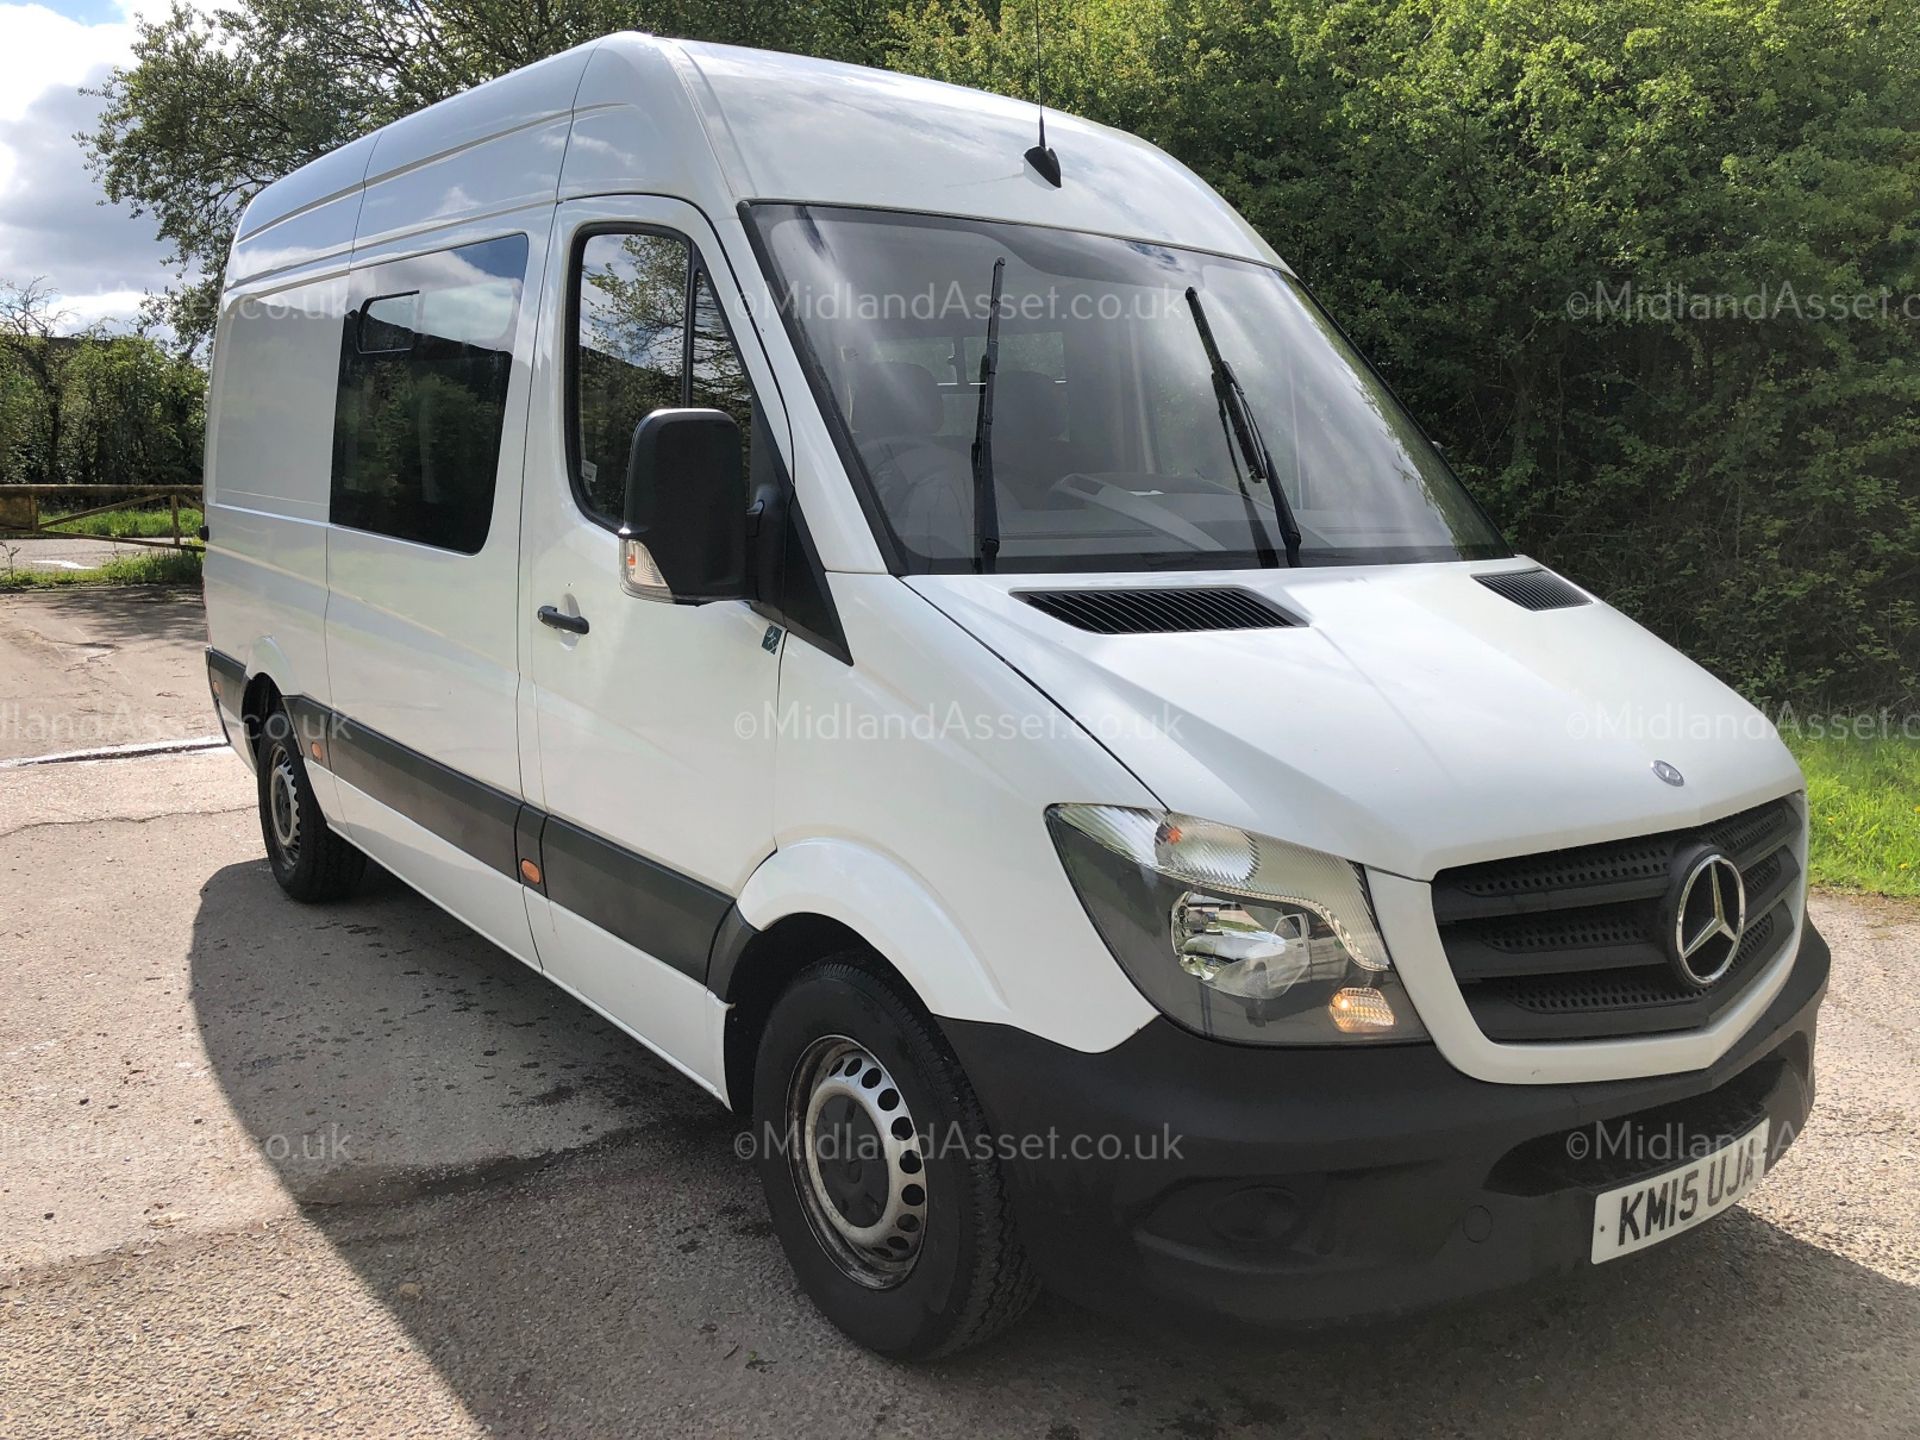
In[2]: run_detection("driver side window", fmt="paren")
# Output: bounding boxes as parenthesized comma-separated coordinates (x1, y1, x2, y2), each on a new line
(570, 230, 755, 526)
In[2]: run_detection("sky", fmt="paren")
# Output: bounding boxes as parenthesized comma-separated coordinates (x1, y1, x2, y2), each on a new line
(0, 0, 185, 332)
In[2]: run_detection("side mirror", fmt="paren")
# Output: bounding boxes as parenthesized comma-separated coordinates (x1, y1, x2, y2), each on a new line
(619, 407, 748, 604)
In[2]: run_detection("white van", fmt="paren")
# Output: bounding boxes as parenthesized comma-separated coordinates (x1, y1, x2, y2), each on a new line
(202, 34, 1827, 1357)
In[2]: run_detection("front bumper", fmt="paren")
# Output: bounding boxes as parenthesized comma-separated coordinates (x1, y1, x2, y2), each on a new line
(944, 920, 1828, 1328)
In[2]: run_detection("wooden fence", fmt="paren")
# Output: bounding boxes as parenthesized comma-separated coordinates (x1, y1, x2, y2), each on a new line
(0, 484, 204, 552)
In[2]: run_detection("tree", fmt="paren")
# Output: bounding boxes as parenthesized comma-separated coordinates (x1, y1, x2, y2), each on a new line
(81, 0, 888, 348)
(0, 279, 78, 485)
(0, 279, 206, 487)
(59, 335, 206, 486)
(0, 358, 42, 485)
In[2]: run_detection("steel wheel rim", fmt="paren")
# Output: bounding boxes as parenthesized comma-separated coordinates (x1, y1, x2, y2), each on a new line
(787, 1035, 928, 1289)
(267, 741, 301, 860)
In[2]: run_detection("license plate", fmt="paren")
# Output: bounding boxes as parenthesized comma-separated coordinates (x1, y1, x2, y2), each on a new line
(1591, 1119, 1769, 1263)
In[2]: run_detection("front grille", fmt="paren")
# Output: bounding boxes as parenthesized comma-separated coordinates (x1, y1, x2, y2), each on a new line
(1432, 797, 1802, 1042)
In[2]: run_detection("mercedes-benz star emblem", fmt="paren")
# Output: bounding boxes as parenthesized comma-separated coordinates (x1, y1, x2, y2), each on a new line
(1652, 760, 1685, 787)
(1668, 850, 1747, 989)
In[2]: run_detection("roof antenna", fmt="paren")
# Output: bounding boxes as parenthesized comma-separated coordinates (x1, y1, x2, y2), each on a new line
(1023, 0, 1062, 186)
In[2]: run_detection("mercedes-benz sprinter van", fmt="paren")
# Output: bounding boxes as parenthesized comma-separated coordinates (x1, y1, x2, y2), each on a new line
(202, 34, 1827, 1357)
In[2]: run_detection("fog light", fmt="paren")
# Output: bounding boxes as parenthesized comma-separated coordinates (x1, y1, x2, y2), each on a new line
(1206, 1184, 1301, 1246)
(1328, 986, 1397, 1032)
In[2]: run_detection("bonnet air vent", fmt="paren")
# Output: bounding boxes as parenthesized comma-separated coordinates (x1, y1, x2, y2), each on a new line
(1017, 587, 1295, 635)
(1474, 568, 1591, 612)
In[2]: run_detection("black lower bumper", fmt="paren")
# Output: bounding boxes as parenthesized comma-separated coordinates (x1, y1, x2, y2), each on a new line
(944, 921, 1828, 1328)
(205, 647, 245, 753)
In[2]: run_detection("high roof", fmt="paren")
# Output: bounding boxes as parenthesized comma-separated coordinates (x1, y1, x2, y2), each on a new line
(230, 34, 1277, 286)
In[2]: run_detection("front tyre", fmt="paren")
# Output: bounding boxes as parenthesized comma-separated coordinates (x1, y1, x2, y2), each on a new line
(752, 959, 1038, 1359)
(255, 708, 365, 902)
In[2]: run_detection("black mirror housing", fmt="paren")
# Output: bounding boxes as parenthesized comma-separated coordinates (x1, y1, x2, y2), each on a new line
(621, 407, 748, 603)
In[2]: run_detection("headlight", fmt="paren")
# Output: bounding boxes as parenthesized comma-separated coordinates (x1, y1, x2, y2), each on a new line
(1048, 804, 1427, 1045)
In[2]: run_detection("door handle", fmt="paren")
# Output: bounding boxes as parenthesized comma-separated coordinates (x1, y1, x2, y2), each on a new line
(537, 605, 589, 636)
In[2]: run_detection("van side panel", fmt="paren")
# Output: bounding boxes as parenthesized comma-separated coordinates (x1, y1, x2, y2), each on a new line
(361, 48, 590, 189)
(558, 42, 721, 209)
(350, 44, 587, 254)
(766, 574, 1164, 1054)
(228, 189, 367, 292)
(203, 266, 352, 815)
(229, 133, 375, 263)
(355, 120, 574, 254)
(205, 275, 348, 522)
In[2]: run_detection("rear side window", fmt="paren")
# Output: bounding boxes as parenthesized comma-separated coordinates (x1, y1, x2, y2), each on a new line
(331, 233, 529, 554)
(570, 230, 756, 526)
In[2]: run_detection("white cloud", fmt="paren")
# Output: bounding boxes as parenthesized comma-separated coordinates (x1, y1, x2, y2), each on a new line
(0, 2, 186, 331)
(62, 285, 151, 324)
(0, 4, 133, 124)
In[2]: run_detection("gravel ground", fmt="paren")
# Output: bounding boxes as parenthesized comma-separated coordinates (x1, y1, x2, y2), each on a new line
(0, 588, 213, 760)
(0, 751, 1914, 1439)
(3, 536, 165, 572)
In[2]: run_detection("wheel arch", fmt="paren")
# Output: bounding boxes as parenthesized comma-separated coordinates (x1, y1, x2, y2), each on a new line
(240, 669, 282, 747)
(235, 636, 300, 746)
(716, 838, 1014, 1112)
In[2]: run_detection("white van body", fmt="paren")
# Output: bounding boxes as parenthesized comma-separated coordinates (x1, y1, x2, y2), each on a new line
(203, 35, 1826, 1355)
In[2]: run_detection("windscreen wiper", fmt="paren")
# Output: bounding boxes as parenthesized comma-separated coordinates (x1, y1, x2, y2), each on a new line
(970, 257, 1007, 574)
(1185, 287, 1302, 567)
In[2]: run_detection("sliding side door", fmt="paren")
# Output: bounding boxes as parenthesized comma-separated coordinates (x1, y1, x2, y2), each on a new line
(322, 223, 546, 965)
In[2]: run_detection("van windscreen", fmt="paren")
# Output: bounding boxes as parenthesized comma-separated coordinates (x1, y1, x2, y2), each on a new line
(748, 204, 1508, 574)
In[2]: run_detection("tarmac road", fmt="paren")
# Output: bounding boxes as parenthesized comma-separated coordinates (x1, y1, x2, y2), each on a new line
(1, 594, 1916, 1438)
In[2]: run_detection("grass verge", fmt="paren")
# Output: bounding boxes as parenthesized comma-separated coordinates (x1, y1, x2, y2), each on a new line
(41, 505, 205, 539)
(1787, 734, 1920, 896)
(0, 547, 203, 591)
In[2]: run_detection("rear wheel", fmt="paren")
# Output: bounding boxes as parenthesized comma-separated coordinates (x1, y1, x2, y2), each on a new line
(752, 958, 1038, 1358)
(255, 708, 365, 902)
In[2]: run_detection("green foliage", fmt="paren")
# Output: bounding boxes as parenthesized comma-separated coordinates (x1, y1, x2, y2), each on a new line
(889, 0, 1920, 710)
(79, 0, 1920, 709)
(1788, 732, 1920, 895)
(58, 339, 205, 485)
(0, 546, 203, 590)
(0, 362, 39, 482)
(0, 280, 206, 487)
(0, 335, 205, 488)
(42, 505, 205, 538)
